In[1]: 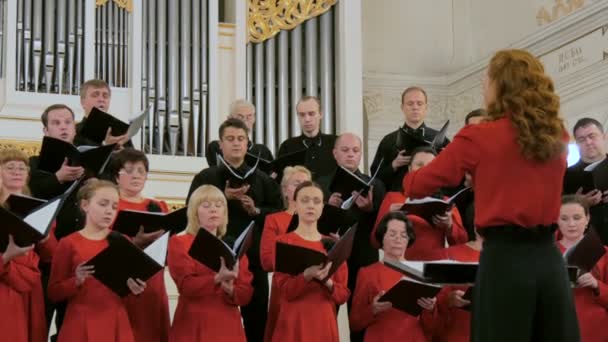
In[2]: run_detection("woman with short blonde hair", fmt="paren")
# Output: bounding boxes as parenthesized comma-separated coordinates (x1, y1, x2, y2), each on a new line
(168, 184, 253, 342)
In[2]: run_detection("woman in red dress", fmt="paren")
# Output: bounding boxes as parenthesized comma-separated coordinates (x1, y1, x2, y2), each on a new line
(109, 148, 170, 342)
(270, 181, 350, 342)
(48, 180, 146, 342)
(0, 163, 42, 342)
(371, 147, 468, 260)
(168, 184, 253, 342)
(434, 231, 482, 342)
(259, 165, 311, 342)
(350, 211, 437, 341)
(0, 149, 56, 342)
(557, 195, 608, 342)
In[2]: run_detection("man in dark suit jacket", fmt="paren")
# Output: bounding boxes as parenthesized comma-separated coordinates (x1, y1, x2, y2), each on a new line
(187, 118, 282, 342)
(370, 86, 449, 192)
(205, 99, 273, 168)
(28, 104, 85, 342)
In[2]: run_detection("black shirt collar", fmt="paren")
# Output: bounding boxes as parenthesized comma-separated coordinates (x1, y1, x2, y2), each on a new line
(401, 122, 426, 137)
(302, 132, 323, 148)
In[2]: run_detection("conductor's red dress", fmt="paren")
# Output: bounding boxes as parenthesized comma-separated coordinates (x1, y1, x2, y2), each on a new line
(168, 233, 253, 342)
(260, 210, 292, 342)
(270, 232, 350, 342)
(116, 198, 171, 342)
(48, 232, 134, 342)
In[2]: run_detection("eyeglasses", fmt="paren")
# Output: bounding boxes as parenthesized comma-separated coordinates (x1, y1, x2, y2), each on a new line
(2, 163, 29, 173)
(118, 167, 148, 176)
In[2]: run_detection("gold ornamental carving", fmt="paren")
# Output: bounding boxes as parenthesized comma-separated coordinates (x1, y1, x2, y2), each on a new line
(537, 0, 585, 26)
(0, 140, 41, 157)
(249, 0, 338, 44)
(96, 0, 133, 13)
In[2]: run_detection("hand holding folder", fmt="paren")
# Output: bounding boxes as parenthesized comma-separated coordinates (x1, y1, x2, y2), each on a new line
(84, 232, 169, 297)
(379, 277, 441, 316)
(0, 181, 78, 250)
(330, 159, 383, 201)
(394, 120, 449, 155)
(400, 187, 471, 225)
(188, 221, 255, 272)
(37, 136, 116, 176)
(275, 225, 357, 282)
(564, 227, 606, 273)
(563, 158, 608, 194)
(79, 107, 149, 145)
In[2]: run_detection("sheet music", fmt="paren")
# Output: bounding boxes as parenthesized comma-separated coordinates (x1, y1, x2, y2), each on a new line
(144, 232, 170, 266)
(233, 221, 255, 253)
(126, 107, 150, 139)
(23, 197, 62, 234)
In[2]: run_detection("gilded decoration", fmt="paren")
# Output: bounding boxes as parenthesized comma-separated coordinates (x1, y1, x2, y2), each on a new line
(248, 0, 338, 43)
(96, 0, 133, 12)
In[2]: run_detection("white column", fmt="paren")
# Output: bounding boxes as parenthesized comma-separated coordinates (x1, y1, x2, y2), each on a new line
(234, 0, 247, 99)
(336, 0, 364, 149)
(208, 0, 220, 141)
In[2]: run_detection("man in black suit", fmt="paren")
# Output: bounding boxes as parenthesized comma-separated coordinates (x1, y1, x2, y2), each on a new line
(277, 96, 337, 188)
(370, 86, 449, 192)
(187, 118, 282, 342)
(205, 99, 274, 168)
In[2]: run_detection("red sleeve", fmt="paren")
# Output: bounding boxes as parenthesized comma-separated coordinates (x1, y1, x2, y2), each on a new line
(35, 231, 58, 263)
(275, 272, 320, 302)
(593, 250, 608, 307)
(158, 200, 170, 213)
(47, 239, 79, 302)
(404, 129, 479, 199)
(224, 255, 253, 306)
(348, 267, 377, 332)
(371, 192, 405, 249)
(260, 215, 279, 272)
(447, 207, 468, 246)
(326, 262, 350, 305)
(0, 251, 40, 293)
(167, 236, 222, 298)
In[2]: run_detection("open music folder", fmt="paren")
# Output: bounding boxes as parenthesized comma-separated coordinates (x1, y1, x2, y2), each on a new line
(85, 232, 169, 297)
(400, 187, 472, 224)
(0, 181, 78, 249)
(384, 259, 478, 285)
(275, 224, 357, 282)
(564, 227, 606, 273)
(379, 277, 441, 316)
(188, 221, 255, 271)
(563, 158, 608, 194)
(112, 207, 188, 237)
(245, 149, 307, 175)
(37, 136, 116, 176)
(5, 193, 47, 217)
(79, 106, 149, 145)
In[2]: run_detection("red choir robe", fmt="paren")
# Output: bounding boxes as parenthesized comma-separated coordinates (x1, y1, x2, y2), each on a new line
(48, 232, 135, 342)
(116, 198, 171, 342)
(558, 242, 608, 342)
(168, 233, 253, 342)
(371, 191, 468, 260)
(434, 243, 480, 342)
(259, 210, 293, 342)
(349, 261, 436, 341)
(270, 232, 350, 342)
(0, 249, 41, 342)
(27, 233, 58, 342)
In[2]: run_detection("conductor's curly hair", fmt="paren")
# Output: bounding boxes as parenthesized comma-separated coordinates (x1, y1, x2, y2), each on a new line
(486, 49, 566, 162)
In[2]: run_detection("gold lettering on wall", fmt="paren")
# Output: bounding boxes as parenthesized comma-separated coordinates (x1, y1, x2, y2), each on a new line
(537, 0, 585, 26)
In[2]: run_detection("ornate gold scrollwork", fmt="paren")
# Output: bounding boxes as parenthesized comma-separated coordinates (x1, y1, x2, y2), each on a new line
(0, 140, 41, 157)
(249, 0, 338, 44)
(96, 0, 133, 13)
